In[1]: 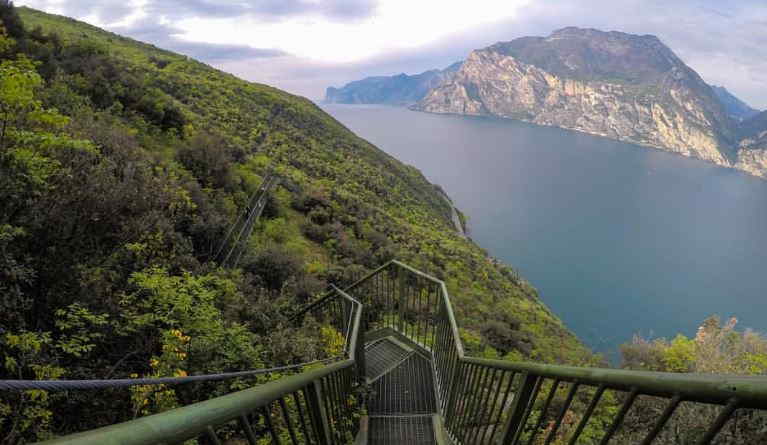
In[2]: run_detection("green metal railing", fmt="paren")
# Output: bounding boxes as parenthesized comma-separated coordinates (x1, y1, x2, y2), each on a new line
(36, 285, 364, 445)
(344, 261, 767, 445)
(25, 260, 767, 444)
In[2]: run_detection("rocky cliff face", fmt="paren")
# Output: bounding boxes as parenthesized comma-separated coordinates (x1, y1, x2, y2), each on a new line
(415, 28, 737, 167)
(325, 62, 461, 105)
(735, 111, 767, 178)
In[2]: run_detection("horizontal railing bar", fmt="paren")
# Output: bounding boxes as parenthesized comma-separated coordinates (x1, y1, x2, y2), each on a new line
(36, 360, 354, 445)
(461, 357, 767, 409)
(343, 261, 394, 292)
(389, 260, 443, 283)
(287, 289, 339, 322)
(8, 287, 363, 393)
(291, 282, 362, 321)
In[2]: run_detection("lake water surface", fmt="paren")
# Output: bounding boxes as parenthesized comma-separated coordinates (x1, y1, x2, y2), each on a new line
(323, 104, 767, 359)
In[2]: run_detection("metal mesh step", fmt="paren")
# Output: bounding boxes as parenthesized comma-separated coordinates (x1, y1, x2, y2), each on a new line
(368, 416, 436, 445)
(365, 338, 411, 380)
(368, 353, 437, 415)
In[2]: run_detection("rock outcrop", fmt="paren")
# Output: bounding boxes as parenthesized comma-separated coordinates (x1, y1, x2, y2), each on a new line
(735, 111, 767, 178)
(415, 27, 738, 167)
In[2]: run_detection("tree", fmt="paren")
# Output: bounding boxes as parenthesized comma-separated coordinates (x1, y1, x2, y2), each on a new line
(0, 56, 67, 148)
(618, 316, 767, 443)
(0, 0, 25, 40)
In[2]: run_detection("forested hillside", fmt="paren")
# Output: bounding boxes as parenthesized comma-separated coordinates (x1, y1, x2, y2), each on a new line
(0, 3, 591, 442)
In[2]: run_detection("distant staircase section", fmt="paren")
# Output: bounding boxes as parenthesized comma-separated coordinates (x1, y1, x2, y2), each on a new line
(216, 174, 279, 268)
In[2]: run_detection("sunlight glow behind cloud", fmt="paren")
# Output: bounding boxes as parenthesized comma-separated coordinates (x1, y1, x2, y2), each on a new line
(174, 0, 529, 63)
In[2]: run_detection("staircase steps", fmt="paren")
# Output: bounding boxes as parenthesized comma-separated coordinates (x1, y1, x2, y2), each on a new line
(368, 415, 436, 445)
(368, 352, 436, 415)
(363, 336, 439, 445)
(365, 338, 413, 381)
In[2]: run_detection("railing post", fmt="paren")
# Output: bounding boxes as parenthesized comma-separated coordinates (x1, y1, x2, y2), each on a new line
(398, 266, 407, 334)
(444, 359, 465, 430)
(500, 372, 539, 445)
(355, 305, 366, 384)
(306, 380, 333, 445)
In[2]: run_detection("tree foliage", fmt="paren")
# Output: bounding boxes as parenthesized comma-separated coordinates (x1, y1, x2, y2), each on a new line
(616, 316, 767, 444)
(0, 4, 592, 442)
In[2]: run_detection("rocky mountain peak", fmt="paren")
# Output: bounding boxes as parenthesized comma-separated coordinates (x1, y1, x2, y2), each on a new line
(549, 26, 660, 43)
(483, 27, 686, 86)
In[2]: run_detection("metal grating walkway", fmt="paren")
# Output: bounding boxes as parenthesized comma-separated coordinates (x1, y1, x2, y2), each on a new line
(368, 415, 435, 445)
(368, 352, 436, 415)
(364, 335, 438, 444)
(365, 338, 412, 381)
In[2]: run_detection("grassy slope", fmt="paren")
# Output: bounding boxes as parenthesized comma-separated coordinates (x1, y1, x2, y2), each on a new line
(18, 7, 591, 364)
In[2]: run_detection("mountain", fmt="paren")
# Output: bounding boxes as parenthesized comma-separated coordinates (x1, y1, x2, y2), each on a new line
(737, 109, 767, 140)
(711, 85, 760, 122)
(1, 5, 592, 441)
(735, 111, 767, 177)
(324, 62, 462, 105)
(415, 27, 738, 166)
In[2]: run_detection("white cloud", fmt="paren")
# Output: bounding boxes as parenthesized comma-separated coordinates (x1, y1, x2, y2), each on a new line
(14, 0, 767, 108)
(175, 0, 530, 63)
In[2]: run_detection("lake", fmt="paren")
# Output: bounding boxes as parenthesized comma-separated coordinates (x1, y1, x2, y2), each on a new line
(323, 103, 767, 359)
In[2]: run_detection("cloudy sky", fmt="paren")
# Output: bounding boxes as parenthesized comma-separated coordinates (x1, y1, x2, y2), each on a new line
(15, 0, 767, 109)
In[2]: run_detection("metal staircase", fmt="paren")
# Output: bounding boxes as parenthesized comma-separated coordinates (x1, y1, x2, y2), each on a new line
(13, 261, 767, 444)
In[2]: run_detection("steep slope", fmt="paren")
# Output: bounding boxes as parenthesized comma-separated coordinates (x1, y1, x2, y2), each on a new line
(325, 62, 461, 105)
(0, 6, 591, 441)
(415, 27, 737, 166)
(735, 111, 767, 178)
(711, 85, 760, 122)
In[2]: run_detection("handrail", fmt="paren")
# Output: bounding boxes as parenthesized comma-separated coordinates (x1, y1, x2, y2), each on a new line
(461, 357, 767, 409)
(387, 258, 767, 406)
(4, 285, 353, 392)
(34, 285, 365, 445)
(37, 360, 354, 445)
(24, 259, 767, 444)
(343, 260, 767, 445)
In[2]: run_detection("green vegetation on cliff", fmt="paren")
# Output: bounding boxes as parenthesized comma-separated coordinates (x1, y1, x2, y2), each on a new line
(0, 4, 590, 442)
(615, 316, 767, 443)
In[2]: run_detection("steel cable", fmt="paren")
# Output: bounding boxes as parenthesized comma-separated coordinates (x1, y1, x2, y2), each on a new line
(0, 358, 338, 391)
